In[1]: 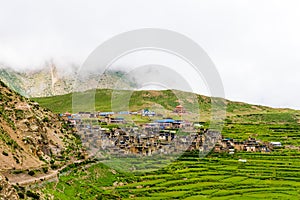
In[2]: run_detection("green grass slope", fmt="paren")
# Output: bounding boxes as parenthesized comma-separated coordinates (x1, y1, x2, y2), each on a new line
(33, 89, 300, 199)
(41, 121, 300, 199)
(32, 89, 300, 124)
(42, 149, 300, 199)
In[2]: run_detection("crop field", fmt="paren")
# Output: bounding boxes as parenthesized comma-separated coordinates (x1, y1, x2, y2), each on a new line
(32, 90, 300, 199)
(42, 149, 300, 199)
(41, 121, 300, 199)
(110, 150, 300, 199)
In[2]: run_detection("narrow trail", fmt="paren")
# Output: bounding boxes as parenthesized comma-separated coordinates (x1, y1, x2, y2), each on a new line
(7, 157, 92, 186)
(9, 170, 59, 186)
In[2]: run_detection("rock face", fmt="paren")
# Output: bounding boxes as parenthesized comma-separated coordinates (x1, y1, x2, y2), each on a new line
(0, 63, 136, 98)
(0, 80, 82, 170)
(0, 174, 19, 200)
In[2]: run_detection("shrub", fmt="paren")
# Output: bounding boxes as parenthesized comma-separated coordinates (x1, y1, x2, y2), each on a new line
(18, 192, 25, 199)
(13, 156, 20, 164)
(51, 164, 58, 170)
(28, 171, 35, 176)
(42, 167, 48, 173)
(43, 117, 49, 123)
(26, 190, 40, 199)
(15, 109, 24, 119)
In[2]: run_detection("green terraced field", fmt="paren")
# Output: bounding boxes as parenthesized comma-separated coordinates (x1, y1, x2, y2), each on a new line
(111, 150, 300, 199)
(41, 122, 300, 199)
(32, 89, 300, 199)
(42, 148, 300, 199)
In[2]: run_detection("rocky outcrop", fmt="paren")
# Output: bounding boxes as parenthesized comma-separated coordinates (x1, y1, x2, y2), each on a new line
(0, 174, 19, 200)
(0, 63, 136, 98)
(0, 80, 83, 170)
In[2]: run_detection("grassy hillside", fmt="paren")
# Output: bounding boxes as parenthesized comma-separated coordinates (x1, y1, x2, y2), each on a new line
(39, 109, 300, 199)
(32, 89, 300, 145)
(34, 88, 295, 112)
(0, 68, 26, 96)
(32, 89, 205, 113)
(33, 89, 300, 124)
(32, 89, 300, 199)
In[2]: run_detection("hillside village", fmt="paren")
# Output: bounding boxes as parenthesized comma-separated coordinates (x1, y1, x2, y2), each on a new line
(0, 79, 295, 199)
(60, 105, 282, 157)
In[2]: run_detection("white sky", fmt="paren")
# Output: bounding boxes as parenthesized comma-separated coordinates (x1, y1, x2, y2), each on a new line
(1, 0, 300, 109)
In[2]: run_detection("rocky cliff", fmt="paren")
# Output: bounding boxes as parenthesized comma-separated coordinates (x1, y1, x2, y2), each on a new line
(0, 62, 135, 98)
(0, 80, 83, 171)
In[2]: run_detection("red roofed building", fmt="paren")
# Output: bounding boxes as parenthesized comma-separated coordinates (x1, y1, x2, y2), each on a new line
(174, 105, 185, 113)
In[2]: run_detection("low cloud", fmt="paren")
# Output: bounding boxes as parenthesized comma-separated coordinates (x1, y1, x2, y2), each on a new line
(0, 0, 300, 109)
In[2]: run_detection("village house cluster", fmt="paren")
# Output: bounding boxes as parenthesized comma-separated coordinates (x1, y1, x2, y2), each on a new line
(59, 108, 220, 156)
(77, 125, 222, 157)
(214, 137, 282, 154)
(59, 105, 282, 157)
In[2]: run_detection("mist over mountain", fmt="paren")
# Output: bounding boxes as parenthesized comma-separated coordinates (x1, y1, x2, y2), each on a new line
(0, 61, 136, 98)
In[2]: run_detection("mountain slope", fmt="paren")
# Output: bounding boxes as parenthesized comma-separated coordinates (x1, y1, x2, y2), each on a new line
(0, 174, 19, 200)
(0, 65, 136, 98)
(32, 89, 300, 124)
(0, 80, 82, 171)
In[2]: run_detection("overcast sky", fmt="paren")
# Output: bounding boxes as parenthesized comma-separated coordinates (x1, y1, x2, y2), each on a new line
(1, 0, 300, 109)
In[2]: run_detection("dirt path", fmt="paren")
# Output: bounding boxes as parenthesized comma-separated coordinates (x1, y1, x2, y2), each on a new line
(8, 170, 59, 186)
(7, 158, 91, 186)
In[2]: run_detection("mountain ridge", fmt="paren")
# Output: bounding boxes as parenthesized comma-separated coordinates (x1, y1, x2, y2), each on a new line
(0, 64, 134, 98)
